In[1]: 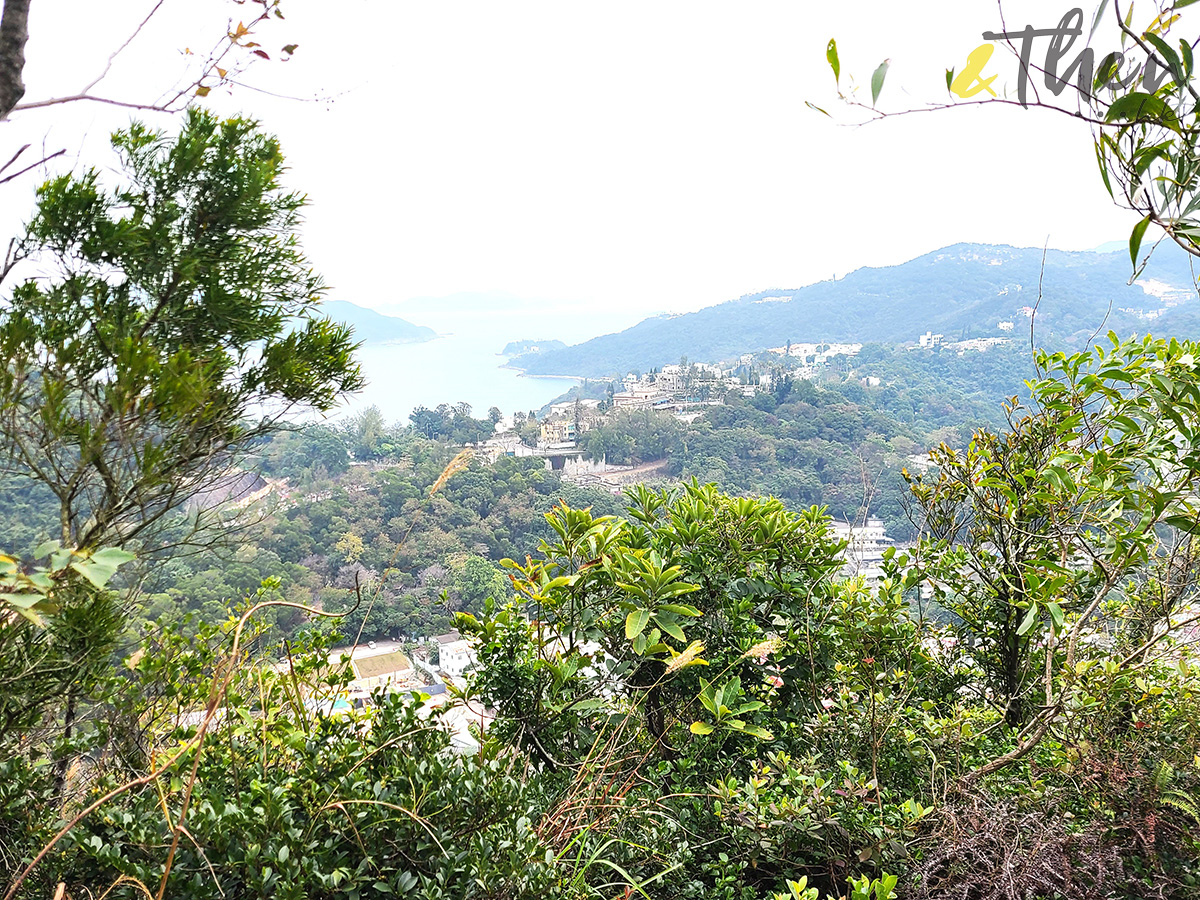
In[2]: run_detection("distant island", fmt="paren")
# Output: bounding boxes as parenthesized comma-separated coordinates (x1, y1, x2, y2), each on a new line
(502, 338, 567, 356)
(322, 300, 436, 345)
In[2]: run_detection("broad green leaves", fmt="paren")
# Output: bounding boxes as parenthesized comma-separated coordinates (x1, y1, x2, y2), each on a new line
(911, 333, 1200, 729)
(0, 543, 134, 625)
(692, 676, 773, 741)
(614, 548, 701, 654)
(625, 607, 651, 641)
(1104, 91, 1181, 133)
(482, 487, 836, 765)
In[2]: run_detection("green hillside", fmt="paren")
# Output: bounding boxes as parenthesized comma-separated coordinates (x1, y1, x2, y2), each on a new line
(515, 242, 1200, 376)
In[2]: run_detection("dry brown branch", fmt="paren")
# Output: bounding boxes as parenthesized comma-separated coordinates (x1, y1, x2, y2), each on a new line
(4, 0, 293, 124)
(911, 794, 1124, 900)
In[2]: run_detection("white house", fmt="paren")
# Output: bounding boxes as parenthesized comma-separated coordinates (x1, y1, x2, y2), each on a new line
(919, 331, 944, 348)
(435, 630, 477, 679)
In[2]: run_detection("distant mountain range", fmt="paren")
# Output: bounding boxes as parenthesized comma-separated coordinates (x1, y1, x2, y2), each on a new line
(321, 300, 436, 345)
(513, 243, 1200, 378)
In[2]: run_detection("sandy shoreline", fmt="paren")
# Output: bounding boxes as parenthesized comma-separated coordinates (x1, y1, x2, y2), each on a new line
(498, 363, 583, 382)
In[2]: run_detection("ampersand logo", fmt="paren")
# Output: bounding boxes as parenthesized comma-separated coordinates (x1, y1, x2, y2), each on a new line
(951, 44, 999, 98)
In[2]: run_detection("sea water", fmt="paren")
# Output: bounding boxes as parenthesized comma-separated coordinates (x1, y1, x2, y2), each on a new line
(326, 295, 640, 428)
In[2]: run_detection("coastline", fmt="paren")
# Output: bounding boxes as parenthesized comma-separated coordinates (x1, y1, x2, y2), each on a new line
(498, 362, 583, 382)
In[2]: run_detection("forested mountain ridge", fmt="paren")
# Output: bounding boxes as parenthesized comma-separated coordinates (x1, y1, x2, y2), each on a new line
(515, 242, 1200, 377)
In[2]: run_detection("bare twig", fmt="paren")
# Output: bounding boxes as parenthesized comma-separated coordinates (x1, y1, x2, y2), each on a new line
(0, 145, 64, 186)
(79, 0, 169, 97)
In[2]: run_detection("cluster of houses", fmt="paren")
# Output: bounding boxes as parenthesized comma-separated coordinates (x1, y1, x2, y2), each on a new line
(917, 331, 1011, 354)
(322, 631, 487, 753)
(762, 342, 865, 381)
(611, 361, 764, 411)
(336, 630, 478, 693)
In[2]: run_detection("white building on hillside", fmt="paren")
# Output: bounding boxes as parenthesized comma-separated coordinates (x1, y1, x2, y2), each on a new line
(831, 517, 894, 581)
(434, 630, 477, 679)
(919, 331, 944, 348)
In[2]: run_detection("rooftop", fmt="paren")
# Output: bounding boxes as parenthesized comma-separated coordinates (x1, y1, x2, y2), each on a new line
(350, 650, 413, 680)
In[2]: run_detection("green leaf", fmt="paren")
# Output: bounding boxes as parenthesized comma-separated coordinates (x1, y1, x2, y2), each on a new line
(33, 539, 60, 559)
(1090, 0, 1112, 41)
(689, 720, 714, 735)
(1105, 91, 1181, 132)
(657, 619, 687, 642)
(1047, 601, 1065, 630)
(570, 698, 607, 712)
(1094, 52, 1123, 91)
(826, 39, 840, 84)
(71, 561, 112, 589)
(871, 59, 890, 107)
(1017, 604, 1039, 636)
(1130, 213, 1152, 267)
(739, 724, 774, 740)
(1144, 33, 1184, 84)
(625, 607, 651, 641)
(804, 100, 831, 117)
(658, 603, 701, 616)
(5, 592, 45, 609)
(89, 548, 135, 567)
(12, 605, 47, 627)
(945, 68, 955, 94)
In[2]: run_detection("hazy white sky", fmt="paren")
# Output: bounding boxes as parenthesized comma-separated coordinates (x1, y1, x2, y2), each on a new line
(1, 0, 1155, 326)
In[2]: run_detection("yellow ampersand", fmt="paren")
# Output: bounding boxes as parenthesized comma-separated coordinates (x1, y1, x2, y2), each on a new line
(951, 44, 999, 98)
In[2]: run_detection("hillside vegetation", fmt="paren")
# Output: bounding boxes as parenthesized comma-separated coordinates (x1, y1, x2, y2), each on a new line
(6, 110, 1200, 900)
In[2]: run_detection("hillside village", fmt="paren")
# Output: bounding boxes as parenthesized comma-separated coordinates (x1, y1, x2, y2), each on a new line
(494, 328, 1016, 460)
